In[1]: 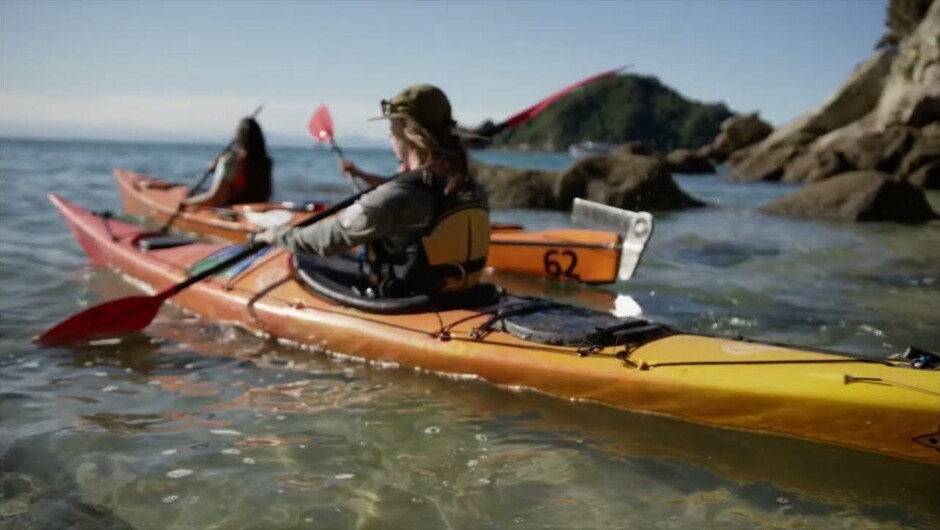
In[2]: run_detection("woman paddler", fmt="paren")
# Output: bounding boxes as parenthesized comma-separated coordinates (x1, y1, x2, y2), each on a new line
(253, 84, 491, 297)
(182, 117, 273, 207)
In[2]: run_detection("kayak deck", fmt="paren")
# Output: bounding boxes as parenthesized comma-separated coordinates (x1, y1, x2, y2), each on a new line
(49, 193, 940, 465)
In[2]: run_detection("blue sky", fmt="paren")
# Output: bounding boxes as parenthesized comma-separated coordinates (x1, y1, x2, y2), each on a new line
(0, 0, 887, 145)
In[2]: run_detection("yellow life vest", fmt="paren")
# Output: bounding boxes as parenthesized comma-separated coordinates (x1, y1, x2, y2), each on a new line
(366, 170, 490, 296)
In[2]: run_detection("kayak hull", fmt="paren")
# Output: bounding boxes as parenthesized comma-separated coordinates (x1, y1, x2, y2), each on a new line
(114, 168, 625, 283)
(49, 193, 940, 465)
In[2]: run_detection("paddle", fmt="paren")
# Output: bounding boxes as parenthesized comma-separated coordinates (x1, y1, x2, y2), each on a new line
(158, 105, 265, 233)
(36, 177, 387, 345)
(308, 105, 362, 192)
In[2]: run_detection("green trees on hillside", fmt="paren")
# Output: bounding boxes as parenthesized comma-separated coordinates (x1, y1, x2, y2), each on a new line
(491, 74, 733, 152)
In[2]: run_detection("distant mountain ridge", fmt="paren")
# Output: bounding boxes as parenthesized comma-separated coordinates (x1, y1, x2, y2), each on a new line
(490, 73, 734, 152)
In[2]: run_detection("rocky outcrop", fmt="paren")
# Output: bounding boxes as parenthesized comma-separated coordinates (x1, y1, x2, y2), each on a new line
(706, 112, 773, 162)
(878, 0, 935, 48)
(555, 153, 705, 211)
(778, 124, 940, 188)
(907, 160, 940, 188)
(759, 170, 938, 224)
(471, 154, 705, 212)
(665, 148, 716, 174)
(782, 150, 853, 184)
(729, 132, 817, 182)
(728, 1, 940, 190)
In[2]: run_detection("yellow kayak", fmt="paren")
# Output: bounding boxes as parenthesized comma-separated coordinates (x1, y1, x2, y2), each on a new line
(49, 193, 940, 465)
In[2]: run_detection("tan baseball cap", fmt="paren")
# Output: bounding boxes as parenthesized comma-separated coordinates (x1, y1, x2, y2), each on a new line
(369, 84, 456, 130)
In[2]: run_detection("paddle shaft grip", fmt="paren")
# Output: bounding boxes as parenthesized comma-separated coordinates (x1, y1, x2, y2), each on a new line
(329, 139, 363, 192)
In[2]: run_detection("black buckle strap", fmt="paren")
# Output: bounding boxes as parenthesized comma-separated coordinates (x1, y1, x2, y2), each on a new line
(469, 300, 562, 340)
(579, 320, 676, 359)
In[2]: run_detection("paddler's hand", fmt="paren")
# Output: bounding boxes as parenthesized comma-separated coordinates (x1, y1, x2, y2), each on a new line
(249, 228, 278, 246)
(340, 159, 362, 179)
(341, 161, 390, 187)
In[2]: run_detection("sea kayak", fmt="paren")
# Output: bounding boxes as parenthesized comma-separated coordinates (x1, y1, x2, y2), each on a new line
(115, 168, 634, 284)
(48, 193, 940, 465)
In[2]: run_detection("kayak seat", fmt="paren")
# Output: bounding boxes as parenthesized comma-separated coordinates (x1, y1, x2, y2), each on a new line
(292, 254, 502, 315)
(135, 234, 196, 251)
(491, 302, 673, 348)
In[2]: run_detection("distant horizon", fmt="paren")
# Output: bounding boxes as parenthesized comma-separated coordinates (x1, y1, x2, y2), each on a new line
(0, 132, 389, 151)
(1, 1, 888, 145)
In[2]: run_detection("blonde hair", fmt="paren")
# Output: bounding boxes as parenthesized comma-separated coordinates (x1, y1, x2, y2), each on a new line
(399, 118, 468, 195)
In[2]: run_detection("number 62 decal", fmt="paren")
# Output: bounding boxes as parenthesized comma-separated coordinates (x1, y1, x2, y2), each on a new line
(543, 249, 579, 278)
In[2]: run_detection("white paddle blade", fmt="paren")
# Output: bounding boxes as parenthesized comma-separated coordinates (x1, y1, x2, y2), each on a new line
(570, 198, 654, 281)
(243, 209, 295, 230)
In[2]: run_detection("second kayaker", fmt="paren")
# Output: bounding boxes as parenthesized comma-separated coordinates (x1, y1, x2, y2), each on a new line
(253, 84, 491, 297)
(182, 117, 274, 207)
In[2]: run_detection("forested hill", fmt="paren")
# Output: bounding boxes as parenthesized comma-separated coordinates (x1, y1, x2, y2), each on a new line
(490, 74, 735, 152)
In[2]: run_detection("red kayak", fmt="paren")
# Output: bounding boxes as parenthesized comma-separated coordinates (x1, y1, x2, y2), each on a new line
(115, 168, 640, 284)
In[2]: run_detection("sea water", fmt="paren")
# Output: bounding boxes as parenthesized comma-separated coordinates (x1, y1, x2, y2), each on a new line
(1, 137, 938, 529)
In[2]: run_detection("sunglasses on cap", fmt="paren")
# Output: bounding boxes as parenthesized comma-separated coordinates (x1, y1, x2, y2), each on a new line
(380, 99, 405, 117)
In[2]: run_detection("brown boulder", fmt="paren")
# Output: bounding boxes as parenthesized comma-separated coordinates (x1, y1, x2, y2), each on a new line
(829, 125, 920, 173)
(782, 150, 854, 184)
(730, 141, 807, 182)
(898, 133, 940, 180)
(921, 121, 940, 140)
(727, 144, 757, 166)
(665, 149, 716, 174)
(470, 161, 558, 209)
(759, 170, 938, 224)
(612, 141, 657, 156)
(556, 153, 705, 211)
(709, 112, 773, 161)
(907, 160, 940, 189)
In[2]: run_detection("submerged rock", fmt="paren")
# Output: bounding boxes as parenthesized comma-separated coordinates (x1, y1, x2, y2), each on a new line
(759, 170, 938, 224)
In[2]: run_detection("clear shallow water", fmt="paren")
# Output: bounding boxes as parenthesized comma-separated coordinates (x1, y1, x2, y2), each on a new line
(1, 137, 939, 529)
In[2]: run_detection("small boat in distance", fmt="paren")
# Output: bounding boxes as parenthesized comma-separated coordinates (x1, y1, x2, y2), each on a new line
(568, 141, 615, 159)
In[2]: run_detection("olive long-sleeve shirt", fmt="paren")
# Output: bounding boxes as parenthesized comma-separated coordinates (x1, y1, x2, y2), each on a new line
(270, 174, 441, 256)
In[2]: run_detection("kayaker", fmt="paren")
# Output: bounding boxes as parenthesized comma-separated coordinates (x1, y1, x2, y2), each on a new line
(253, 84, 491, 297)
(182, 117, 273, 207)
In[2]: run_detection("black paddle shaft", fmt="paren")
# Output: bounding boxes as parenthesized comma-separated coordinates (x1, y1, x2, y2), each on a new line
(167, 174, 394, 297)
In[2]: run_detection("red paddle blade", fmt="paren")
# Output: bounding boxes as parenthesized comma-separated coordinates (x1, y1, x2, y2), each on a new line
(308, 105, 335, 143)
(35, 293, 168, 345)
